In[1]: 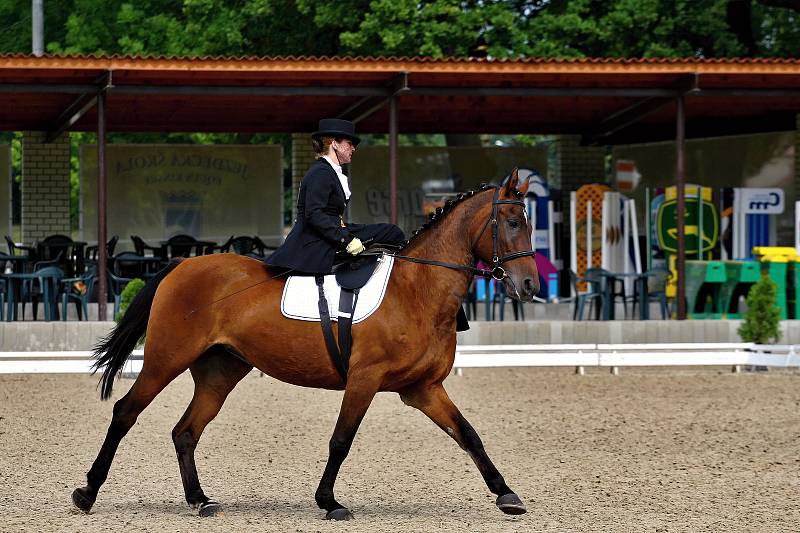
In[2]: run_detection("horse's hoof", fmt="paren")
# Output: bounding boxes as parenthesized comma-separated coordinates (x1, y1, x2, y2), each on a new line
(71, 487, 95, 513)
(496, 493, 527, 515)
(325, 508, 354, 521)
(198, 500, 224, 517)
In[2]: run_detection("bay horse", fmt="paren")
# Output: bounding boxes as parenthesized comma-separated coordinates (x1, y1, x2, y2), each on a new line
(72, 170, 539, 520)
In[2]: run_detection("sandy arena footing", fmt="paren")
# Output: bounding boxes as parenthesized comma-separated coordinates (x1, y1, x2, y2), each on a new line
(0, 367, 798, 532)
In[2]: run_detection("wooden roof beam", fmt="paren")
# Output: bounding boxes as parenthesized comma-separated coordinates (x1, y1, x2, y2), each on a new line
(46, 70, 112, 143)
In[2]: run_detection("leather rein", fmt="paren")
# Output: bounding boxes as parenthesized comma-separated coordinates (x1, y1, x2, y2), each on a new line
(377, 186, 536, 282)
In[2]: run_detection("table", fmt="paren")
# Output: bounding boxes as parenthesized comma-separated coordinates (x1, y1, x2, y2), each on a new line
(598, 271, 657, 320)
(113, 255, 167, 278)
(3, 271, 62, 321)
(0, 255, 29, 273)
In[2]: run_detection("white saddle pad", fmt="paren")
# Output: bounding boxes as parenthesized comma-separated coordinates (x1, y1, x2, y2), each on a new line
(280, 255, 394, 323)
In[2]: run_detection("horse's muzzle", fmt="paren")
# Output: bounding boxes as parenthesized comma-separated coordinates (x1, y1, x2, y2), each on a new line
(521, 277, 538, 302)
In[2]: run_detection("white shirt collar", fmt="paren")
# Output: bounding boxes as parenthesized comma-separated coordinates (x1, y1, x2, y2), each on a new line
(322, 155, 351, 200)
(322, 155, 342, 174)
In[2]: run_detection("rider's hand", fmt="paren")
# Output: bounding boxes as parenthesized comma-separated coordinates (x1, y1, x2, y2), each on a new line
(345, 237, 365, 255)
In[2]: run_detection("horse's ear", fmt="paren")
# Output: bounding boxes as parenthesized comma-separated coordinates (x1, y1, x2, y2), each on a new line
(505, 168, 520, 193)
(517, 176, 530, 195)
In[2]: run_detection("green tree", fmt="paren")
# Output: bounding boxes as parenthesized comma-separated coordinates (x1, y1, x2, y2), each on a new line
(738, 275, 781, 344)
(2, 1, 798, 59)
(115, 277, 146, 322)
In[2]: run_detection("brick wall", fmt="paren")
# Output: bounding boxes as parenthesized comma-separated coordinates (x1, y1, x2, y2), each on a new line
(551, 135, 607, 193)
(21, 131, 71, 243)
(291, 132, 317, 222)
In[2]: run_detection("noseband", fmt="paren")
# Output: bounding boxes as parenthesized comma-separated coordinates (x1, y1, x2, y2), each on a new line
(381, 186, 536, 280)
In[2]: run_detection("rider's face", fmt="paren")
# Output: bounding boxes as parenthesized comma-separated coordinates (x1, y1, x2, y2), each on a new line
(332, 139, 356, 165)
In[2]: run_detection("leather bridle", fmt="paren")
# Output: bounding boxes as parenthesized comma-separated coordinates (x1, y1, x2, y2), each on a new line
(380, 185, 536, 281)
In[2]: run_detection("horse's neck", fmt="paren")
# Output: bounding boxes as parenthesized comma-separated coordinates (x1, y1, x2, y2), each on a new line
(398, 205, 476, 304)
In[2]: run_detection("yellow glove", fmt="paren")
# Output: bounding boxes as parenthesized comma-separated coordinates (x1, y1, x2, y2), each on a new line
(345, 237, 365, 255)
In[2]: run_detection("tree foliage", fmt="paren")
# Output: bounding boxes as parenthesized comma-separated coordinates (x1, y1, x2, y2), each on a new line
(0, 0, 797, 59)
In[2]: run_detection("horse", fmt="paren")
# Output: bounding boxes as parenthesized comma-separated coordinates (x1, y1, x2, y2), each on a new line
(72, 169, 539, 520)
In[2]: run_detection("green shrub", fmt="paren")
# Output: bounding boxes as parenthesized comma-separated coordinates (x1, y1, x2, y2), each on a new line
(115, 278, 146, 322)
(738, 275, 781, 344)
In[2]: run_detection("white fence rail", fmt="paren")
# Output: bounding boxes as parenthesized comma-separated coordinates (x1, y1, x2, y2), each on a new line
(1, 345, 799, 375)
(454, 343, 800, 373)
(0, 349, 143, 374)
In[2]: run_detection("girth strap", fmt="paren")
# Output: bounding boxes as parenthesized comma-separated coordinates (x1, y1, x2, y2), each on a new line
(336, 288, 359, 373)
(315, 276, 347, 380)
(314, 276, 358, 383)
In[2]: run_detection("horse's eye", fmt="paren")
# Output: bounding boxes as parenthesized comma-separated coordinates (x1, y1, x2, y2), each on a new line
(508, 219, 520, 229)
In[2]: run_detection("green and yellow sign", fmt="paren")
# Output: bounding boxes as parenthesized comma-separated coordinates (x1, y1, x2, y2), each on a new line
(657, 186, 718, 254)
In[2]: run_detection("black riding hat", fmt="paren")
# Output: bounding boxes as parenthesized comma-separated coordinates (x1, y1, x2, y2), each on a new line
(312, 118, 360, 146)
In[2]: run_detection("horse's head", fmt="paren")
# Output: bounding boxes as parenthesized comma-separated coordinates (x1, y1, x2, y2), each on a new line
(472, 169, 539, 302)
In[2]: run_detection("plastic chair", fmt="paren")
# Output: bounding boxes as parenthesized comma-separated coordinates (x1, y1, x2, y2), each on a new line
(164, 234, 200, 258)
(85, 235, 119, 263)
(568, 269, 606, 320)
(60, 270, 96, 321)
(37, 235, 75, 276)
(633, 267, 672, 319)
(23, 266, 64, 321)
(131, 235, 164, 258)
(5, 235, 36, 258)
(32, 251, 64, 272)
(107, 269, 134, 318)
(204, 236, 234, 254)
(113, 251, 148, 279)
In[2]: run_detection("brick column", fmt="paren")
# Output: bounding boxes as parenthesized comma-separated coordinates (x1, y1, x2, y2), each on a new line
(551, 135, 607, 193)
(291, 132, 316, 222)
(21, 131, 71, 243)
(551, 135, 607, 288)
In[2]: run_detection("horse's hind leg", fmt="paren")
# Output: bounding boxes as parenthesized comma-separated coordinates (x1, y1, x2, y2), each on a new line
(399, 383, 527, 515)
(72, 362, 185, 513)
(172, 346, 252, 517)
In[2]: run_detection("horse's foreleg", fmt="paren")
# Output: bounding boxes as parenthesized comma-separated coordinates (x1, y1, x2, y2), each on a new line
(400, 383, 527, 515)
(172, 347, 252, 517)
(315, 374, 381, 521)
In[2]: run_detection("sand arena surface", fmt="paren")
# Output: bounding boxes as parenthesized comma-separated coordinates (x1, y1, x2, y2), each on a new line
(0, 367, 798, 532)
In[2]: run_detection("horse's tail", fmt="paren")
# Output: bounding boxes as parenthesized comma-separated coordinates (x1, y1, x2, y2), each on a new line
(93, 259, 183, 400)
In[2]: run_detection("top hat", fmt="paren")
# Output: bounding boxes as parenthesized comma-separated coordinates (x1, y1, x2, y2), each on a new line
(311, 118, 360, 146)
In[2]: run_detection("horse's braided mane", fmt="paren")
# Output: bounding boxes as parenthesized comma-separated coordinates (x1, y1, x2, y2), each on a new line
(398, 182, 524, 251)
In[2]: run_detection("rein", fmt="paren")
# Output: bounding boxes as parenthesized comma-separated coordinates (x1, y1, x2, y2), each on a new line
(374, 186, 536, 282)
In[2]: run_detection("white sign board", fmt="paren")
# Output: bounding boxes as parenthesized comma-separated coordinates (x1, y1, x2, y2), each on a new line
(81, 144, 284, 248)
(740, 188, 784, 214)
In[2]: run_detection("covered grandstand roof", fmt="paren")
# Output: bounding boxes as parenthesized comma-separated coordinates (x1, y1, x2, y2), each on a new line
(0, 54, 798, 143)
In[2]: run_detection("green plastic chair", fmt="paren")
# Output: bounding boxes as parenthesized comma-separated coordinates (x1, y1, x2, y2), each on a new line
(568, 269, 606, 320)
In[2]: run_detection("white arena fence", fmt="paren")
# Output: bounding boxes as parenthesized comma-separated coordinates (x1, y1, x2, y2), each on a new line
(1, 344, 799, 375)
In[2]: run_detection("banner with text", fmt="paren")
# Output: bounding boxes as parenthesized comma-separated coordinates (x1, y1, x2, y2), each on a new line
(81, 145, 282, 249)
(349, 146, 548, 234)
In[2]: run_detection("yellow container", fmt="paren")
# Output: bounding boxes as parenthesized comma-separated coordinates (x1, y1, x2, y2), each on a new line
(752, 246, 797, 263)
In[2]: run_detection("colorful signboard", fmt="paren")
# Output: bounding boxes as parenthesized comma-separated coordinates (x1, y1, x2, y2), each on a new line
(657, 185, 718, 254)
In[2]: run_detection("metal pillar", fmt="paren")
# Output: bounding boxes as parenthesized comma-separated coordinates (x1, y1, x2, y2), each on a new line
(676, 95, 686, 320)
(31, 0, 43, 57)
(97, 92, 108, 320)
(389, 96, 398, 225)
